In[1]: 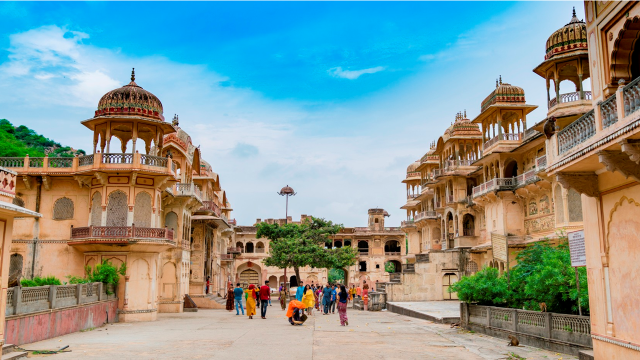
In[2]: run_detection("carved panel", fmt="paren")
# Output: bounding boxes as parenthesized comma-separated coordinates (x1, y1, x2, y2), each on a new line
(136, 177, 154, 186)
(134, 192, 152, 227)
(90, 192, 102, 226)
(108, 176, 129, 184)
(106, 190, 128, 227)
(568, 189, 584, 222)
(53, 197, 74, 220)
(524, 214, 555, 235)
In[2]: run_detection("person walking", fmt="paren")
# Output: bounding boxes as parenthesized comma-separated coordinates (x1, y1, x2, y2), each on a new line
(330, 285, 337, 314)
(245, 284, 258, 319)
(233, 283, 245, 316)
(259, 281, 270, 319)
(279, 283, 287, 310)
(338, 284, 349, 326)
(314, 286, 320, 311)
(356, 284, 362, 299)
(225, 283, 234, 312)
(296, 281, 304, 302)
(363, 280, 370, 298)
(302, 284, 315, 316)
(322, 283, 332, 315)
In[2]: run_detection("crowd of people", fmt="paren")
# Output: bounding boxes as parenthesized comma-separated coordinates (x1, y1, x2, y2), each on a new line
(224, 279, 373, 327)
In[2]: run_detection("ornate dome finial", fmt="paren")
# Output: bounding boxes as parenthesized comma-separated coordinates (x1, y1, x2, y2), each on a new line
(572, 6, 576, 18)
(496, 78, 499, 88)
(464, 109, 467, 118)
(131, 68, 135, 82)
(499, 75, 502, 85)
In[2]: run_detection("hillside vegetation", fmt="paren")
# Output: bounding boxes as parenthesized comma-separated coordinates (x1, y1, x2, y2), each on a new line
(0, 119, 85, 158)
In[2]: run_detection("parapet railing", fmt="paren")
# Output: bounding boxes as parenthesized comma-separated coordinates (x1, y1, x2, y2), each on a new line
(6, 282, 116, 316)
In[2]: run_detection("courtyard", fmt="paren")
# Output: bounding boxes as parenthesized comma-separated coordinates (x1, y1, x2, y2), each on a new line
(22, 308, 575, 360)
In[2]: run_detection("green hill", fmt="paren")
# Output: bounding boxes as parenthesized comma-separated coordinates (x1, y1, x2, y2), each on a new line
(0, 119, 85, 158)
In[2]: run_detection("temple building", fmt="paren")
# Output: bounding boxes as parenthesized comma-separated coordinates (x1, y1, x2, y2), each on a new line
(0, 70, 236, 321)
(233, 209, 407, 290)
(393, 11, 588, 303)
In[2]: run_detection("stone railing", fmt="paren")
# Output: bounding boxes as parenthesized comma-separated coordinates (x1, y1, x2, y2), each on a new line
(228, 219, 237, 226)
(385, 251, 401, 256)
(600, 93, 619, 129)
(48, 157, 73, 168)
(557, 109, 596, 155)
(523, 128, 541, 140)
(406, 171, 420, 179)
(433, 169, 443, 178)
(400, 220, 415, 227)
(407, 193, 419, 200)
(256, 248, 265, 253)
(484, 133, 522, 150)
(535, 155, 547, 170)
(220, 254, 234, 261)
(462, 303, 592, 354)
(548, 91, 592, 109)
(358, 249, 369, 256)
(102, 153, 133, 164)
(140, 154, 168, 167)
(70, 225, 175, 241)
(199, 200, 222, 216)
(415, 211, 437, 221)
(227, 247, 241, 254)
(6, 282, 116, 316)
(623, 76, 640, 117)
(0, 158, 25, 168)
(78, 154, 94, 166)
(175, 183, 202, 201)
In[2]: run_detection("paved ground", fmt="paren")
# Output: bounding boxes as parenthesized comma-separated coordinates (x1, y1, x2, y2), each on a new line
(22, 306, 576, 360)
(387, 301, 461, 321)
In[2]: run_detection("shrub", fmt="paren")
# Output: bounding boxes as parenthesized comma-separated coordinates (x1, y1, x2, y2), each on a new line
(20, 275, 62, 287)
(449, 267, 509, 306)
(66, 276, 90, 284)
(87, 259, 126, 292)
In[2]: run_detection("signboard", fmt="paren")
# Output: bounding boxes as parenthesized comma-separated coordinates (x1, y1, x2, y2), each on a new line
(491, 233, 508, 262)
(567, 230, 587, 267)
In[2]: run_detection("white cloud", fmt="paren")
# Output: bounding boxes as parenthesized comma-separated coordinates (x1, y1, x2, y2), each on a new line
(328, 66, 385, 80)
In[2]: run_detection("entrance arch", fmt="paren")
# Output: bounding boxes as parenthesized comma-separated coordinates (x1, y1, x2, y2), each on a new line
(239, 269, 259, 287)
(268, 275, 278, 289)
(289, 275, 298, 287)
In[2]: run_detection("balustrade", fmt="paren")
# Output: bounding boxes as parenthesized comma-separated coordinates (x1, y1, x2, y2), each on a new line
(535, 155, 547, 170)
(102, 153, 133, 164)
(48, 157, 73, 168)
(78, 154, 94, 166)
(624, 76, 640, 117)
(484, 133, 522, 150)
(29, 158, 44, 167)
(600, 94, 618, 129)
(140, 154, 168, 167)
(548, 91, 592, 109)
(557, 109, 595, 155)
(70, 225, 175, 241)
(0, 158, 24, 168)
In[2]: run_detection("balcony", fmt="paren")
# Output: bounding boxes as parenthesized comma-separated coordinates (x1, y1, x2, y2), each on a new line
(535, 155, 547, 171)
(415, 211, 437, 222)
(385, 251, 401, 256)
(407, 193, 420, 200)
(446, 194, 454, 204)
(358, 249, 369, 256)
(220, 254, 234, 261)
(548, 91, 592, 109)
(400, 220, 415, 228)
(557, 109, 596, 155)
(484, 133, 522, 151)
(175, 183, 202, 201)
(228, 219, 237, 226)
(443, 159, 475, 173)
(0, 153, 175, 177)
(68, 225, 175, 251)
(227, 247, 241, 254)
(199, 200, 222, 217)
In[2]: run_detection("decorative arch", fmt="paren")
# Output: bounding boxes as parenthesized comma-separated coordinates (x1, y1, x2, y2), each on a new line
(53, 197, 74, 220)
(610, 16, 640, 84)
(165, 211, 178, 231)
(503, 158, 518, 178)
(160, 261, 177, 300)
(106, 190, 128, 227)
(134, 192, 152, 227)
(90, 191, 102, 226)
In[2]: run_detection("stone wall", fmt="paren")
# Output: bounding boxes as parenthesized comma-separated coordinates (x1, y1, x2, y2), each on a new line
(385, 251, 459, 302)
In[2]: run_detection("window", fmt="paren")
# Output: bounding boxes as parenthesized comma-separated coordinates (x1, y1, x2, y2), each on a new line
(12, 196, 25, 208)
(376, 264, 380, 269)
(90, 192, 102, 226)
(106, 191, 128, 226)
(53, 197, 74, 220)
(134, 192, 152, 227)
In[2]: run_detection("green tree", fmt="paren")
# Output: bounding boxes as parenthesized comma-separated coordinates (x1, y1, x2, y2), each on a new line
(449, 267, 509, 306)
(385, 261, 396, 273)
(328, 268, 345, 283)
(257, 217, 343, 285)
(321, 246, 358, 285)
(0, 119, 85, 157)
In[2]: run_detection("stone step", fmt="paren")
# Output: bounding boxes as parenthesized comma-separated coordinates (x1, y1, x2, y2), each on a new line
(578, 350, 594, 360)
(2, 345, 16, 355)
(183, 308, 198, 312)
(1, 351, 27, 360)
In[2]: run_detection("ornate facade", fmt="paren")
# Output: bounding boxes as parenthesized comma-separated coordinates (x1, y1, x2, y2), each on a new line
(0, 70, 236, 321)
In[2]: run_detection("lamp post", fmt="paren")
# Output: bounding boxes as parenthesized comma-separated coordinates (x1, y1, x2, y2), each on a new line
(278, 185, 296, 302)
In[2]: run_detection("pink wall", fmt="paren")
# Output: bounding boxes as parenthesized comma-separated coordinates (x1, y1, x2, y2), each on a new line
(4, 300, 117, 345)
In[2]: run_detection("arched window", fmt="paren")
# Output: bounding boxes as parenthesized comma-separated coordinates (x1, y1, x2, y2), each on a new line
(134, 192, 152, 227)
(357, 241, 369, 254)
(90, 192, 102, 226)
(236, 241, 244, 253)
(165, 211, 178, 231)
(245, 242, 254, 253)
(256, 241, 265, 253)
(359, 261, 367, 272)
(9, 253, 23, 286)
(384, 240, 401, 254)
(555, 185, 565, 224)
(568, 189, 583, 222)
(462, 214, 475, 236)
(53, 197, 74, 220)
(106, 191, 128, 226)
(466, 260, 478, 274)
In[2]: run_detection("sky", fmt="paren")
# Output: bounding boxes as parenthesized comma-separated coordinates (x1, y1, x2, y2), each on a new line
(0, 1, 585, 227)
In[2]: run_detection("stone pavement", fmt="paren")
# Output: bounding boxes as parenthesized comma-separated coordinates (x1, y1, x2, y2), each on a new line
(387, 300, 461, 323)
(22, 307, 576, 360)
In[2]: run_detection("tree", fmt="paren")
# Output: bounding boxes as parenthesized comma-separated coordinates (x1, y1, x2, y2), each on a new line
(385, 261, 396, 273)
(321, 246, 358, 285)
(328, 268, 345, 284)
(256, 217, 343, 286)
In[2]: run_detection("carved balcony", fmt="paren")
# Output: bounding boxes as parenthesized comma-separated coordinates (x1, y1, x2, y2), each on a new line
(68, 225, 176, 251)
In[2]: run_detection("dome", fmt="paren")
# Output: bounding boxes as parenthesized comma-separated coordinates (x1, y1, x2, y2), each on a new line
(481, 77, 525, 112)
(545, 8, 587, 60)
(407, 161, 420, 173)
(278, 185, 295, 195)
(94, 69, 164, 121)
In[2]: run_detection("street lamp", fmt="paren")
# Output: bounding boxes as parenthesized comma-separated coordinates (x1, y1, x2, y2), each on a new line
(277, 185, 296, 302)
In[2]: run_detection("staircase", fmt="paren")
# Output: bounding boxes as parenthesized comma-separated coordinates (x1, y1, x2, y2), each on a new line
(2, 344, 27, 360)
(389, 272, 402, 283)
(183, 294, 198, 312)
(206, 294, 228, 306)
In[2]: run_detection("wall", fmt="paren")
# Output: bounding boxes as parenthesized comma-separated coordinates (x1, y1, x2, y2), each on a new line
(386, 251, 459, 302)
(5, 299, 117, 345)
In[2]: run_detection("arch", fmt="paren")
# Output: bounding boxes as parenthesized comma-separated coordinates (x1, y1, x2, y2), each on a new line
(239, 269, 259, 286)
(279, 275, 286, 287)
(442, 273, 458, 300)
(357, 240, 369, 254)
(236, 241, 244, 253)
(165, 211, 178, 231)
(568, 188, 584, 222)
(9, 253, 23, 286)
(256, 241, 265, 253)
(289, 275, 298, 288)
(305, 275, 319, 285)
(90, 192, 102, 226)
(160, 262, 177, 300)
(385, 260, 401, 273)
(384, 240, 401, 254)
(106, 190, 128, 227)
(610, 16, 640, 84)
(503, 158, 518, 178)
(344, 240, 351, 247)
(462, 214, 475, 236)
(555, 184, 565, 224)
(466, 260, 478, 274)
(334, 240, 343, 248)
(245, 242, 254, 253)
(134, 192, 152, 227)
(129, 258, 151, 309)
(268, 275, 278, 288)
(53, 197, 74, 220)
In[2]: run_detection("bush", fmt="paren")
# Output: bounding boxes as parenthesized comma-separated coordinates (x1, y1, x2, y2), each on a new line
(450, 237, 589, 315)
(20, 275, 62, 287)
(66, 276, 90, 284)
(87, 259, 126, 293)
(449, 267, 509, 306)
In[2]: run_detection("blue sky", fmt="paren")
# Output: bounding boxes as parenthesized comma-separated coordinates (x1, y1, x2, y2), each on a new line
(0, 1, 584, 226)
